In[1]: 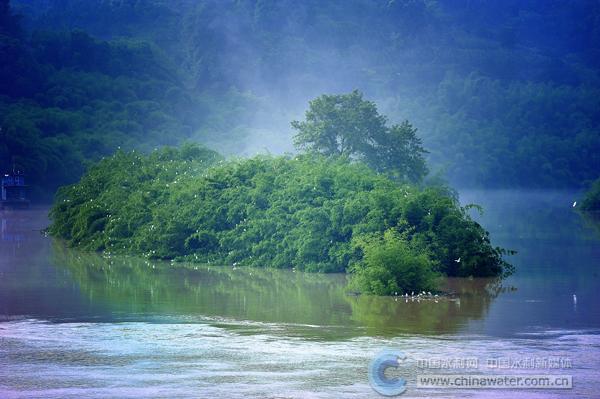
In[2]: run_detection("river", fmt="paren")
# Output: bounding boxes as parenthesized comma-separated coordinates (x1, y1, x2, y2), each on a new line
(1, 190, 599, 398)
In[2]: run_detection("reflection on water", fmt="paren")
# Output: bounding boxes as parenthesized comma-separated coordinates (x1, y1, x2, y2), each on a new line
(1, 191, 600, 398)
(348, 278, 513, 336)
(1, 215, 26, 243)
(49, 244, 503, 337)
(0, 206, 505, 337)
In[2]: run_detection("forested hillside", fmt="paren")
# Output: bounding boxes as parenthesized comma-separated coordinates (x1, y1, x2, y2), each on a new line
(0, 0, 259, 197)
(4, 0, 600, 194)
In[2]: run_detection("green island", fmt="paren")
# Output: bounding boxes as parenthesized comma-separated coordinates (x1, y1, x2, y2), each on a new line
(580, 178, 600, 211)
(49, 92, 512, 295)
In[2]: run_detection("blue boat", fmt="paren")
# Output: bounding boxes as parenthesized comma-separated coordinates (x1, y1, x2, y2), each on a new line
(1, 171, 30, 209)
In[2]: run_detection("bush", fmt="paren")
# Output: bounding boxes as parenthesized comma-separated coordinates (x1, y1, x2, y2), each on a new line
(348, 230, 439, 295)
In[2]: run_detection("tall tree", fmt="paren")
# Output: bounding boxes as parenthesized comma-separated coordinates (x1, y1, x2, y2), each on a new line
(292, 90, 428, 182)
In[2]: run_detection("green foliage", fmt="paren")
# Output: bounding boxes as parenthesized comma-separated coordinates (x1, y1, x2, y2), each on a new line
(581, 178, 600, 211)
(49, 145, 511, 294)
(292, 90, 428, 183)
(348, 230, 438, 295)
(49, 143, 223, 251)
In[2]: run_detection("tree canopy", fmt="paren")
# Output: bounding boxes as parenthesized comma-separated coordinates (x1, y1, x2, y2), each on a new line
(292, 90, 428, 183)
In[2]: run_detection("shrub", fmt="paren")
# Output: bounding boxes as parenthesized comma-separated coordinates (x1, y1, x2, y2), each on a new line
(348, 230, 439, 295)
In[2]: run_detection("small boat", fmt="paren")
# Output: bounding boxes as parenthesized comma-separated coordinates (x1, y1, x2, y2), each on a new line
(1, 170, 30, 209)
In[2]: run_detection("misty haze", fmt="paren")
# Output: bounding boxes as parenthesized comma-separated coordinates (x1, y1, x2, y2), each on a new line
(1, 1, 599, 398)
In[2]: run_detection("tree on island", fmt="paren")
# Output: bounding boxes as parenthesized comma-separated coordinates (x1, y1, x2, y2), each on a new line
(49, 92, 513, 295)
(292, 90, 428, 183)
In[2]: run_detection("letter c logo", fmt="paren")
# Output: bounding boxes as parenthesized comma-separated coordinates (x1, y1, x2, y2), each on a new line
(368, 349, 407, 396)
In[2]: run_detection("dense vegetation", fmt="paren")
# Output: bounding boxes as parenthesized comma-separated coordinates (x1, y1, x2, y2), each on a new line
(8, 0, 600, 191)
(49, 144, 512, 294)
(580, 178, 600, 211)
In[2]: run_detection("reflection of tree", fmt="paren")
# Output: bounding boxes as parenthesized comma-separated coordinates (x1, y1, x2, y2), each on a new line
(53, 243, 505, 337)
(53, 242, 351, 326)
(347, 278, 507, 336)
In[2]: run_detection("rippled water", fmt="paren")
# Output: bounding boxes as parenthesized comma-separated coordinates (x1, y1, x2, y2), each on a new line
(1, 190, 599, 398)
